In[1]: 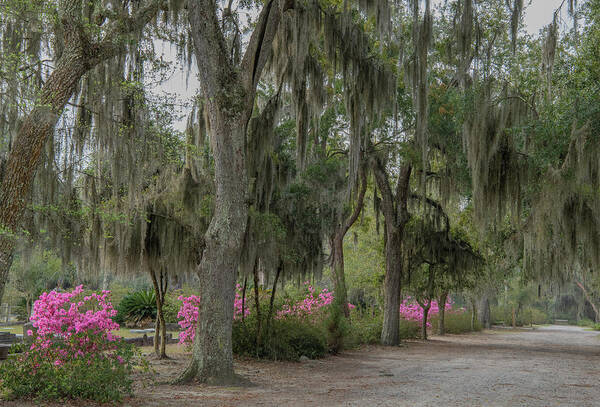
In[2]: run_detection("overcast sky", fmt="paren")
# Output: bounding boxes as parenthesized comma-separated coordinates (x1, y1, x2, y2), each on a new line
(160, 0, 569, 130)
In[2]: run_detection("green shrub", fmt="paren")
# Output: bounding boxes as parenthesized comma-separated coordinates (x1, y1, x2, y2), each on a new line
(577, 318, 595, 327)
(232, 314, 327, 361)
(593, 323, 600, 331)
(8, 342, 27, 354)
(399, 319, 420, 339)
(162, 291, 183, 323)
(491, 305, 549, 326)
(325, 299, 349, 353)
(114, 290, 156, 326)
(431, 311, 481, 334)
(347, 310, 383, 345)
(0, 339, 138, 402)
(346, 310, 420, 345)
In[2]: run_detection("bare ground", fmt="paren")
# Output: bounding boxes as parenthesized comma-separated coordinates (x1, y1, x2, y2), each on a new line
(4, 325, 600, 406)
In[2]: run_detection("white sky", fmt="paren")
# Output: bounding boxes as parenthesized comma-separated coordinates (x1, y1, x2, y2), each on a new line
(159, 0, 569, 131)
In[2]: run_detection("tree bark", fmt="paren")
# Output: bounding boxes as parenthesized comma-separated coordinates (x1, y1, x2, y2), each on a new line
(241, 276, 248, 323)
(370, 157, 412, 346)
(576, 281, 600, 323)
(381, 228, 404, 345)
(267, 263, 282, 322)
(253, 259, 262, 351)
(329, 166, 367, 318)
(438, 292, 448, 335)
(266, 263, 282, 337)
(150, 268, 168, 359)
(421, 304, 431, 340)
(511, 306, 516, 328)
(477, 296, 491, 329)
(470, 298, 477, 330)
(178, 0, 286, 384)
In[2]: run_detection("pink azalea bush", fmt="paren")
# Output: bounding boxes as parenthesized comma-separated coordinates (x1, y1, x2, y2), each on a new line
(277, 281, 355, 319)
(399, 296, 453, 327)
(277, 282, 334, 318)
(177, 284, 249, 345)
(0, 286, 137, 402)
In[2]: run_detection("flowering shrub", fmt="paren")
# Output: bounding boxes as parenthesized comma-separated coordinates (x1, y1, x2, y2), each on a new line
(0, 286, 137, 402)
(277, 283, 334, 318)
(399, 297, 453, 327)
(276, 282, 355, 319)
(177, 284, 249, 345)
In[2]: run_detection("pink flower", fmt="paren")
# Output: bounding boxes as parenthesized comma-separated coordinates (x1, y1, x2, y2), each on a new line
(26, 329, 33, 336)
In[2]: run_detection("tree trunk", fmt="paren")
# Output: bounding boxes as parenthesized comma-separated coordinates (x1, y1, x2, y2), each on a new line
(267, 263, 282, 322)
(329, 166, 367, 318)
(26, 298, 31, 321)
(576, 281, 600, 323)
(266, 263, 282, 337)
(438, 292, 448, 335)
(253, 259, 262, 351)
(180, 0, 285, 384)
(511, 306, 516, 328)
(422, 305, 431, 340)
(370, 159, 412, 346)
(150, 268, 168, 359)
(477, 296, 491, 329)
(330, 232, 350, 317)
(470, 298, 477, 330)
(380, 228, 403, 345)
(241, 276, 248, 323)
(176, 116, 249, 384)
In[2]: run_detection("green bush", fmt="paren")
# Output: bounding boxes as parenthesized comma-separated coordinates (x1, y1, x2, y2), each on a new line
(347, 310, 383, 345)
(325, 299, 349, 353)
(577, 318, 595, 327)
(162, 291, 183, 324)
(491, 305, 549, 326)
(233, 314, 327, 361)
(0, 340, 138, 402)
(431, 311, 481, 334)
(8, 342, 27, 354)
(399, 319, 420, 339)
(114, 290, 156, 326)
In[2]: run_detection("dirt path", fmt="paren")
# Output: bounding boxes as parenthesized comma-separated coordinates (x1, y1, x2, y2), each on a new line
(5, 325, 599, 406)
(122, 325, 599, 407)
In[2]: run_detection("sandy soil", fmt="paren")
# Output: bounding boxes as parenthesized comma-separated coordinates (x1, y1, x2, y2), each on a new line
(5, 325, 600, 406)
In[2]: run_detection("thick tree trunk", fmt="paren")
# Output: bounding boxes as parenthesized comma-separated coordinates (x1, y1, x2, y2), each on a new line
(438, 292, 448, 335)
(176, 119, 248, 384)
(380, 229, 403, 345)
(180, 0, 285, 384)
